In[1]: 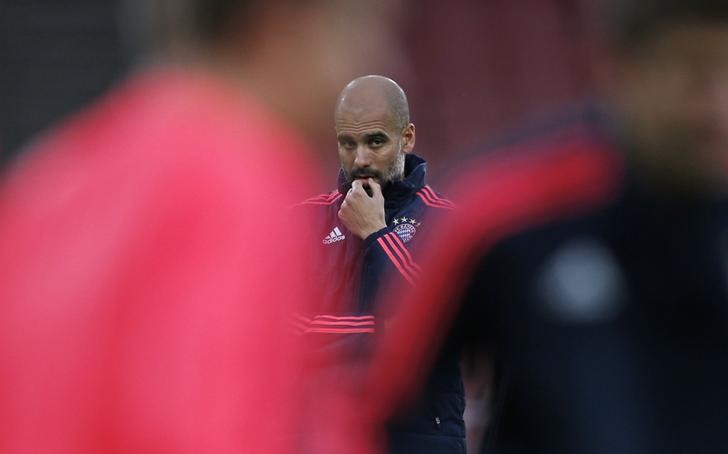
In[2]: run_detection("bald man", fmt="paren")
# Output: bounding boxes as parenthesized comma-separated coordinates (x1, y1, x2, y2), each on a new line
(296, 76, 464, 453)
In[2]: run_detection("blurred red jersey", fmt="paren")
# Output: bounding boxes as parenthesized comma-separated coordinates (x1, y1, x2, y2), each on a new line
(0, 68, 320, 453)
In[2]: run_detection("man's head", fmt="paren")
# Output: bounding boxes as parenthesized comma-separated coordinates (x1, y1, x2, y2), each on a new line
(335, 75, 416, 187)
(597, 0, 728, 193)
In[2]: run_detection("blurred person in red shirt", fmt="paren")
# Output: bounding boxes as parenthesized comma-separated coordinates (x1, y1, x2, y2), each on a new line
(350, 1, 728, 453)
(0, 0, 402, 453)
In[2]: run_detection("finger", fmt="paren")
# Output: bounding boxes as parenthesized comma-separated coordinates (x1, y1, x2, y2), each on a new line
(337, 203, 348, 218)
(367, 178, 383, 197)
(350, 179, 366, 195)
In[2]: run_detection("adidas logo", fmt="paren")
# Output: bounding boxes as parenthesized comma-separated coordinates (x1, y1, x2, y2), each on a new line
(323, 227, 346, 245)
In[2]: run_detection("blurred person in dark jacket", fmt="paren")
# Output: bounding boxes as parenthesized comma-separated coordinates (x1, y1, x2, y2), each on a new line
(0, 1, 402, 453)
(350, 1, 728, 453)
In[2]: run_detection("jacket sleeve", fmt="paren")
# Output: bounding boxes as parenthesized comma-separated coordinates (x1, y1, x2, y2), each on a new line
(357, 227, 423, 316)
(367, 228, 421, 282)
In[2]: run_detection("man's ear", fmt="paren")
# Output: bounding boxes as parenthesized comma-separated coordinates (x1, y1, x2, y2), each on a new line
(402, 123, 416, 153)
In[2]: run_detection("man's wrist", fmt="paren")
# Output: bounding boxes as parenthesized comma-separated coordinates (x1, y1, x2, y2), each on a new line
(364, 222, 387, 238)
(363, 226, 389, 244)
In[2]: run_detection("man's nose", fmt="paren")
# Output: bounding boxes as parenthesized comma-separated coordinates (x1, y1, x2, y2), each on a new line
(354, 146, 372, 167)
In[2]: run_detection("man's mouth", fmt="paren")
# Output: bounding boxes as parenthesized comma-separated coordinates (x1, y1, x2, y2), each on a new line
(349, 168, 384, 184)
(352, 172, 381, 180)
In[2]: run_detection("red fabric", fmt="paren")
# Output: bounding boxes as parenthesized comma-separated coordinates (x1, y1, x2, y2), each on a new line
(0, 68, 321, 453)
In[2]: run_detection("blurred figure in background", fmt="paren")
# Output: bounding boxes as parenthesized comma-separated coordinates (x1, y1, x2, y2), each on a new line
(296, 75, 463, 453)
(356, 1, 728, 453)
(0, 0, 401, 453)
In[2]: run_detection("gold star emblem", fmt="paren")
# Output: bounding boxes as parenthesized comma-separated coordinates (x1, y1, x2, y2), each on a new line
(393, 218, 400, 225)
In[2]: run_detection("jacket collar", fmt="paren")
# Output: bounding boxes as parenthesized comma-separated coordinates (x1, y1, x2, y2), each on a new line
(337, 154, 428, 209)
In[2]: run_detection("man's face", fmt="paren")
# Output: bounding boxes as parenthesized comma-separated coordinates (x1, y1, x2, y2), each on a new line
(612, 22, 728, 189)
(336, 108, 414, 186)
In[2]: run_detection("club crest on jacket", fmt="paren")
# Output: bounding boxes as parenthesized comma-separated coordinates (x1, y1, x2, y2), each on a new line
(392, 217, 420, 243)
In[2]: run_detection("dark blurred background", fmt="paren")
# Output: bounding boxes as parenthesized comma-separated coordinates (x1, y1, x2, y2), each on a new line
(0, 0, 129, 160)
(0, 0, 594, 182)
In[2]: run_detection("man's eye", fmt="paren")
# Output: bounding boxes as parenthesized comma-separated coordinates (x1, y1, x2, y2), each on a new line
(341, 141, 356, 150)
(370, 138, 385, 147)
